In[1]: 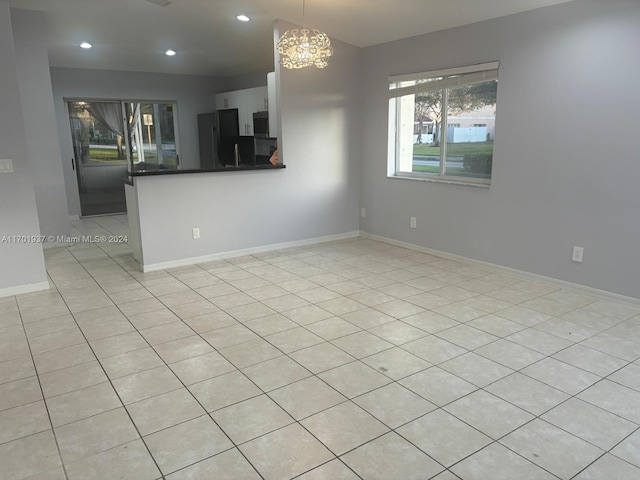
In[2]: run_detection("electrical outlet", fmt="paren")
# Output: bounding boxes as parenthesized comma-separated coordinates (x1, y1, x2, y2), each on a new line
(360, 208, 366, 218)
(192, 228, 200, 239)
(410, 217, 417, 229)
(572, 246, 584, 262)
(0, 158, 14, 173)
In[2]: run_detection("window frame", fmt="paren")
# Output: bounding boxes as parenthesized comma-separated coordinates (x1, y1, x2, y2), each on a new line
(388, 62, 499, 186)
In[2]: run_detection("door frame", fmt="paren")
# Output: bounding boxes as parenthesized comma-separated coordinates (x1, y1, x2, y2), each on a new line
(63, 97, 181, 218)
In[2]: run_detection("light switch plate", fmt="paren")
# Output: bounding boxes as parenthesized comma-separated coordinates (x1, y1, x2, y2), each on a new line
(0, 159, 14, 173)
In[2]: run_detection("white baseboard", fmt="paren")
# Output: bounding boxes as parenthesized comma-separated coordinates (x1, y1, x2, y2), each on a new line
(361, 231, 640, 305)
(0, 281, 50, 299)
(141, 230, 361, 273)
(69, 215, 79, 221)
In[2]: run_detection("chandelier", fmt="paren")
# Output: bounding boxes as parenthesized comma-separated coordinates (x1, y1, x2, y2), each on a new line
(277, 0, 333, 69)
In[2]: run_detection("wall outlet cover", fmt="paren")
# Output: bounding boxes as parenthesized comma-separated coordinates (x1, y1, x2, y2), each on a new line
(572, 246, 584, 262)
(0, 158, 14, 173)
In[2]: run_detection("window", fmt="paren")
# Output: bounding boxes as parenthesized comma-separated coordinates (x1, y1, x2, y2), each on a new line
(388, 62, 499, 185)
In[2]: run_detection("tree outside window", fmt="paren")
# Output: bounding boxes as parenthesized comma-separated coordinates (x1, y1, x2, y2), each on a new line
(389, 63, 499, 184)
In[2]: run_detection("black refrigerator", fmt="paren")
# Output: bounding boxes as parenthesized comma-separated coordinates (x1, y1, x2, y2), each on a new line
(198, 112, 221, 169)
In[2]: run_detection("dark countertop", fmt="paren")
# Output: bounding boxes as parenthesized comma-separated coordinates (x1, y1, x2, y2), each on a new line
(125, 164, 285, 184)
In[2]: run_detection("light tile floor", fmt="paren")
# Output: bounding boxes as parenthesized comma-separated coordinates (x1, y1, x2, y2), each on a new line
(1, 214, 640, 479)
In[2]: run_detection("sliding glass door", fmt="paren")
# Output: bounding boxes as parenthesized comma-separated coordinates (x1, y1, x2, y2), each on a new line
(67, 101, 128, 216)
(67, 99, 180, 217)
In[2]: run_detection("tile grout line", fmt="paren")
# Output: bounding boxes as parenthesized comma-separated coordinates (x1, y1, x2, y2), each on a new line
(98, 248, 278, 479)
(50, 242, 169, 480)
(15, 297, 71, 480)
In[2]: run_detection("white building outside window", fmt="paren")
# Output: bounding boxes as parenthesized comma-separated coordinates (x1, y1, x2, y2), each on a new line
(388, 62, 499, 185)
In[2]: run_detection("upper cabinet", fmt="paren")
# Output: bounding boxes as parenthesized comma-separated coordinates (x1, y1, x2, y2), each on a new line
(246, 86, 269, 113)
(216, 86, 268, 136)
(215, 89, 241, 110)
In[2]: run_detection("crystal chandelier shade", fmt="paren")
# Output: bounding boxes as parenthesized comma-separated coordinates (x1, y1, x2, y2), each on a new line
(276, 1, 333, 69)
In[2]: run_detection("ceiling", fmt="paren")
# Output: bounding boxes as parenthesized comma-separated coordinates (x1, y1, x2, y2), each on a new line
(8, 0, 575, 77)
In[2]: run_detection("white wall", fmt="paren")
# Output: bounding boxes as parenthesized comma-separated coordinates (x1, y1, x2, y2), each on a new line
(359, 0, 640, 299)
(12, 8, 70, 239)
(130, 21, 362, 267)
(49, 68, 229, 217)
(0, 1, 47, 293)
(275, 19, 362, 235)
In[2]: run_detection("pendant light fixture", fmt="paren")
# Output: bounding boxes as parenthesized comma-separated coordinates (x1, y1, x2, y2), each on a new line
(277, 0, 333, 69)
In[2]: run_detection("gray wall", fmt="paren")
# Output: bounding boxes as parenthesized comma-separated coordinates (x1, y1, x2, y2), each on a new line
(12, 8, 70, 239)
(276, 19, 362, 236)
(0, 1, 47, 292)
(49, 68, 229, 217)
(227, 70, 270, 91)
(132, 21, 362, 267)
(359, 0, 640, 299)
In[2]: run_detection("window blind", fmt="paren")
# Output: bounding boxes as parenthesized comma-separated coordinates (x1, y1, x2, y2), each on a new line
(389, 62, 499, 98)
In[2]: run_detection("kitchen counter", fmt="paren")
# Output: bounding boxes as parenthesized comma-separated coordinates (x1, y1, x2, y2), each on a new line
(125, 163, 285, 184)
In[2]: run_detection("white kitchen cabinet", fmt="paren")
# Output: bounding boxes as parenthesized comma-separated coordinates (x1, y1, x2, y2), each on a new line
(216, 86, 268, 137)
(246, 86, 269, 114)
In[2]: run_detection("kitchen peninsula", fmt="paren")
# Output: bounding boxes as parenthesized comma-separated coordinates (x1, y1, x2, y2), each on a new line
(125, 162, 285, 272)
(122, 70, 289, 271)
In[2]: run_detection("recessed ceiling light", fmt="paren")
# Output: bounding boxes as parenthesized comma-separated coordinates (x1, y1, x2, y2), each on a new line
(80, 42, 92, 49)
(165, 49, 176, 56)
(236, 14, 250, 22)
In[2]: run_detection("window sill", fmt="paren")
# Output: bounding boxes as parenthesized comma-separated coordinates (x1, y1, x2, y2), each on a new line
(388, 174, 491, 188)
